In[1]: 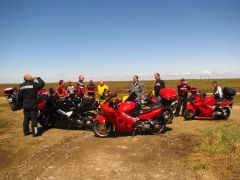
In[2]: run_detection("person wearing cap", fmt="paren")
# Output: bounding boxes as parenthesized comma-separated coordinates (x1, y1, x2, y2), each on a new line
(154, 73, 165, 102)
(128, 75, 144, 100)
(56, 80, 68, 98)
(76, 75, 86, 98)
(175, 78, 191, 117)
(18, 74, 45, 137)
(87, 80, 96, 98)
(97, 80, 109, 100)
(66, 80, 75, 99)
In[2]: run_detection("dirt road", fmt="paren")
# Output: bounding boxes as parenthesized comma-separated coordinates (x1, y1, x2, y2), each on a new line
(0, 97, 239, 180)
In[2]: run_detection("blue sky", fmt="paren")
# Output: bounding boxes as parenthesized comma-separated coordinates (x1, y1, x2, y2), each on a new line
(0, 0, 240, 83)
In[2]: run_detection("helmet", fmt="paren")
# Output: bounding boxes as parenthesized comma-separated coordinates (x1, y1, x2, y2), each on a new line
(190, 87, 197, 94)
(67, 80, 71, 83)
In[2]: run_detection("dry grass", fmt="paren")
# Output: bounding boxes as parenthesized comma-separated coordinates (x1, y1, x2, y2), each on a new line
(189, 122, 240, 179)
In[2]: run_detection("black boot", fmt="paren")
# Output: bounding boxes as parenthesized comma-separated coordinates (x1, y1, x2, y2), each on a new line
(174, 112, 179, 117)
(24, 132, 31, 136)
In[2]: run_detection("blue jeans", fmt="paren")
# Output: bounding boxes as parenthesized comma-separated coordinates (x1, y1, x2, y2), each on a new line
(156, 96, 162, 102)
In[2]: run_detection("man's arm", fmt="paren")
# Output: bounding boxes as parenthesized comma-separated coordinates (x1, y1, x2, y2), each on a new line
(140, 84, 145, 97)
(217, 87, 223, 98)
(18, 86, 23, 102)
(161, 80, 165, 88)
(155, 82, 161, 96)
(34, 77, 45, 90)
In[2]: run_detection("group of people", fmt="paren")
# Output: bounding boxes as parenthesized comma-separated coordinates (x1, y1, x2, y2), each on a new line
(54, 73, 166, 103)
(18, 72, 223, 137)
(126, 75, 223, 117)
(55, 75, 109, 100)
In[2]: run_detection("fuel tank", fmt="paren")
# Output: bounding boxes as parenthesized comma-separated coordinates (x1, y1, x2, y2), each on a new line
(205, 96, 216, 106)
(118, 101, 136, 114)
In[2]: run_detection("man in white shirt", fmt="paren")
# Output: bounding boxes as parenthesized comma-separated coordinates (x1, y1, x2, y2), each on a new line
(212, 81, 223, 100)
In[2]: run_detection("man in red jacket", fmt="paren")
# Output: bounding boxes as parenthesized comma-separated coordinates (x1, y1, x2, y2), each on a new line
(76, 75, 86, 98)
(175, 78, 191, 117)
(56, 80, 68, 98)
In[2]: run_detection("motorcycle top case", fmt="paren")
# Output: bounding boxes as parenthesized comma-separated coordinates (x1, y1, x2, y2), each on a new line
(160, 88, 178, 101)
(118, 101, 136, 114)
(4, 88, 22, 111)
(223, 87, 236, 98)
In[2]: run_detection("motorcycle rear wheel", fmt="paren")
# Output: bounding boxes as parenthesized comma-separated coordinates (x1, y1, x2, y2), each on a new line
(93, 121, 112, 138)
(223, 107, 231, 120)
(184, 110, 195, 120)
(162, 110, 174, 124)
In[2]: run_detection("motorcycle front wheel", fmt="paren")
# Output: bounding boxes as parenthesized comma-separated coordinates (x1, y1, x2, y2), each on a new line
(93, 121, 112, 138)
(151, 119, 166, 135)
(183, 109, 195, 120)
(38, 114, 54, 128)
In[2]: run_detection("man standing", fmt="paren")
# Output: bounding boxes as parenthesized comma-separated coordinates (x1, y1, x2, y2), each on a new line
(56, 80, 68, 98)
(76, 75, 86, 98)
(66, 80, 75, 99)
(154, 73, 165, 102)
(129, 75, 144, 100)
(87, 80, 96, 98)
(97, 80, 109, 100)
(175, 78, 191, 117)
(19, 74, 45, 137)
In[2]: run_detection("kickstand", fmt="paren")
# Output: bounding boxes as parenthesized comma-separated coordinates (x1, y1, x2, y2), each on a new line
(132, 128, 136, 137)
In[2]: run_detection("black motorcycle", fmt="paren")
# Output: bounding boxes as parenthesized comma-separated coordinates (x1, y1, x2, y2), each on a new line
(4, 87, 22, 111)
(38, 89, 99, 129)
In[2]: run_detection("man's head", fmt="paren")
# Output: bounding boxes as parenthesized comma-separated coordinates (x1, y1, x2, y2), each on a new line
(180, 78, 186, 84)
(59, 80, 65, 86)
(212, 81, 218, 87)
(154, 73, 160, 80)
(89, 80, 93, 84)
(133, 75, 139, 83)
(100, 80, 104, 86)
(24, 74, 34, 82)
(67, 80, 72, 85)
(79, 75, 84, 81)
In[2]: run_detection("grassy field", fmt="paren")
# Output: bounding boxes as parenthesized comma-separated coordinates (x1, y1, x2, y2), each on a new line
(1, 79, 239, 102)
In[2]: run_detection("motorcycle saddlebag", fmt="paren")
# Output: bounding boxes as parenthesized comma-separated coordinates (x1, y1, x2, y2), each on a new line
(222, 87, 236, 98)
(4, 88, 22, 111)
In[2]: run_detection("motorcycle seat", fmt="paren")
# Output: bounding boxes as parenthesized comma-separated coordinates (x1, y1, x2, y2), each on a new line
(215, 98, 227, 105)
(149, 102, 162, 109)
(140, 106, 153, 114)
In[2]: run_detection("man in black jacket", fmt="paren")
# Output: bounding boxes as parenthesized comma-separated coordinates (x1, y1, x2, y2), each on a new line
(154, 73, 165, 102)
(19, 74, 45, 137)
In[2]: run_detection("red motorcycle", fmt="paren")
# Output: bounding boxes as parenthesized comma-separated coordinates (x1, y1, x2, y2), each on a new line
(184, 87, 236, 120)
(144, 88, 178, 123)
(93, 88, 177, 138)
